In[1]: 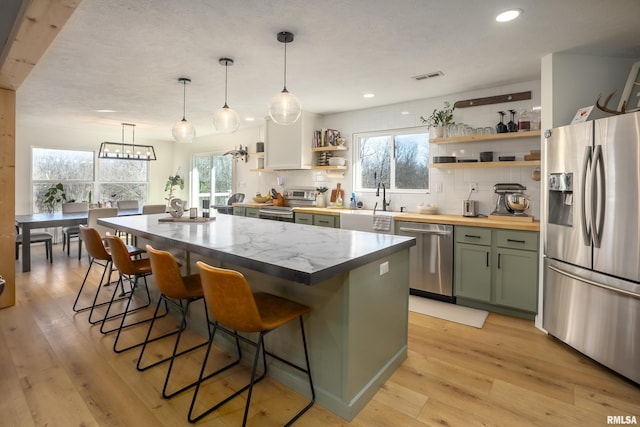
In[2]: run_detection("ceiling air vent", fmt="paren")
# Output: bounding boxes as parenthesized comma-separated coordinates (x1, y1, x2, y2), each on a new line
(413, 71, 444, 81)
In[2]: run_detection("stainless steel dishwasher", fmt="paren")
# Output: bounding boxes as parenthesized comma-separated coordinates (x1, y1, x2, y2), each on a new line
(396, 221, 454, 302)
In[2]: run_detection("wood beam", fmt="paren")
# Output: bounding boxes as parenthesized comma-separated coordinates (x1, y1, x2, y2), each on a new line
(0, 0, 80, 90)
(0, 88, 16, 308)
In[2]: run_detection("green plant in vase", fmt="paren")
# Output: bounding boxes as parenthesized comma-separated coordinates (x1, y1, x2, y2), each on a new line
(165, 167, 185, 202)
(420, 101, 455, 137)
(43, 183, 67, 212)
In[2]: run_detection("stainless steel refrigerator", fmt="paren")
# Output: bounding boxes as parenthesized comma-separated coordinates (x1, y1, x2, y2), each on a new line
(543, 111, 640, 384)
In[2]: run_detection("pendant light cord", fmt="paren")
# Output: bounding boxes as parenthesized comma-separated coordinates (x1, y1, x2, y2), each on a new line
(182, 80, 187, 120)
(224, 62, 229, 108)
(282, 40, 288, 92)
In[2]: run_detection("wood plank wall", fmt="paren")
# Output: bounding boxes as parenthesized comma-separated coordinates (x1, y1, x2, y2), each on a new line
(0, 88, 16, 308)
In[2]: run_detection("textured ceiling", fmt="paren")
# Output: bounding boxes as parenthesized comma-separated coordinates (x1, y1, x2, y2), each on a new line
(14, 0, 640, 143)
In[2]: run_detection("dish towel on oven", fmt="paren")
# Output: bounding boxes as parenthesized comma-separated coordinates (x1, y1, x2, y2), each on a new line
(372, 215, 392, 232)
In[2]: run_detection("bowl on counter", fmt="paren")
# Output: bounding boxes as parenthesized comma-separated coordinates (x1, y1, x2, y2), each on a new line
(328, 157, 346, 166)
(418, 205, 438, 214)
(253, 196, 270, 203)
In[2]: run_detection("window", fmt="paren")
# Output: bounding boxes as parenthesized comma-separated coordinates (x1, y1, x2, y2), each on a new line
(191, 153, 233, 208)
(354, 128, 430, 192)
(98, 158, 148, 205)
(31, 147, 149, 213)
(32, 148, 94, 213)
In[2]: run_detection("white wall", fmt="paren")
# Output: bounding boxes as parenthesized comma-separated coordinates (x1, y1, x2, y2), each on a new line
(243, 80, 543, 218)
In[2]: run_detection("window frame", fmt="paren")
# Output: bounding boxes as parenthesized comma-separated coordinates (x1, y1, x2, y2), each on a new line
(352, 126, 431, 194)
(190, 150, 234, 208)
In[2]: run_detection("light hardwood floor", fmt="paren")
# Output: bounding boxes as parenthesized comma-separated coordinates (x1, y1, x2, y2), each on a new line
(2, 243, 638, 426)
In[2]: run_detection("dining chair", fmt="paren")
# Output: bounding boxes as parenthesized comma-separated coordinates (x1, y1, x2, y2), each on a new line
(141, 204, 166, 214)
(61, 202, 89, 257)
(75, 225, 145, 323)
(117, 200, 139, 210)
(138, 245, 212, 399)
(189, 261, 315, 426)
(87, 207, 118, 239)
(15, 225, 53, 264)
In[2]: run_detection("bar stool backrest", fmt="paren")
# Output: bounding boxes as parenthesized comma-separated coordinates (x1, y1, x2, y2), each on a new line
(105, 235, 138, 276)
(117, 200, 139, 210)
(79, 225, 110, 261)
(62, 202, 89, 213)
(146, 245, 190, 300)
(88, 208, 118, 237)
(142, 204, 166, 214)
(196, 261, 262, 333)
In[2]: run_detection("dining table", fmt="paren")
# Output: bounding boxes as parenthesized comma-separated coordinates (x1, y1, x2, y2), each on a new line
(15, 208, 141, 272)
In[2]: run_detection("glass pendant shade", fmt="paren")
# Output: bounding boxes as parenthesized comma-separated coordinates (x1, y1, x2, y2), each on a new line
(269, 89, 301, 125)
(172, 118, 196, 143)
(269, 31, 301, 125)
(213, 105, 240, 134)
(173, 77, 195, 143)
(213, 58, 240, 134)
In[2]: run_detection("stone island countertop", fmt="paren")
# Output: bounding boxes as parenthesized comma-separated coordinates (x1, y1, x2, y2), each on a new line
(99, 213, 415, 285)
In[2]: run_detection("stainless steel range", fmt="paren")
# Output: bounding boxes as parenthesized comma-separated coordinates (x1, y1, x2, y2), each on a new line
(258, 187, 316, 222)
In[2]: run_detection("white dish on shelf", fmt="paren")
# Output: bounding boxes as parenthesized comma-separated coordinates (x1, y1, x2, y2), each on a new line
(328, 157, 346, 166)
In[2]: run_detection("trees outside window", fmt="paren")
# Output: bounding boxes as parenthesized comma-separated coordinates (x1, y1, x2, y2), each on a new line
(192, 153, 232, 208)
(354, 128, 430, 193)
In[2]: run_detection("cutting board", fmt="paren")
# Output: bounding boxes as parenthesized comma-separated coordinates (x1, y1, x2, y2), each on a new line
(330, 183, 343, 203)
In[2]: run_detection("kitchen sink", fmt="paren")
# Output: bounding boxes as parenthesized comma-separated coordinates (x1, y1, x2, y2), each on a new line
(340, 209, 402, 234)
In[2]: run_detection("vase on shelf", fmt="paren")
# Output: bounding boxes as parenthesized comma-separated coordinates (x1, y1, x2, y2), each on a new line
(431, 126, 444, 138)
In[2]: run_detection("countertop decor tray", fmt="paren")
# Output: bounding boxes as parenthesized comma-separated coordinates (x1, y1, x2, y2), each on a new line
(158, 216, 214, 223)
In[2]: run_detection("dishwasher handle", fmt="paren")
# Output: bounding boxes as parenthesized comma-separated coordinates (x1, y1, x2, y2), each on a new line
(398, 226, 452, 236)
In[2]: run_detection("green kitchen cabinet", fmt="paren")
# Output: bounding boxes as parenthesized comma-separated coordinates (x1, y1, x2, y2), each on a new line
(454, 226, 539, 318)
(245, 207, 260, 218)
(313, 214, 337, 228)
(455, 242, 491, 301)
(295, 212, 340, 228)
(295, 212, 313, 225)
(232, 206, 246, 216)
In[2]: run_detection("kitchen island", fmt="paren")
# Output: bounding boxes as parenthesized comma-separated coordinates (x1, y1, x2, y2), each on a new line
(99, 213, 414, 421)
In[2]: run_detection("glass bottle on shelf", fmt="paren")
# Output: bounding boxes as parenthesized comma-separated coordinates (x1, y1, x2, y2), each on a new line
(518, 110, 531, 132)
(507, 109, 518, 132)
(496, 111, 508, 133)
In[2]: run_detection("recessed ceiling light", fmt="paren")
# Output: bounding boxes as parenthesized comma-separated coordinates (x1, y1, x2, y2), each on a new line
(496, 9, 521, 22)
(363, 93, 375, 98)
(401, 111, 409, 115)
(95, 109, 117, 113)
(245, 117, 255, 121)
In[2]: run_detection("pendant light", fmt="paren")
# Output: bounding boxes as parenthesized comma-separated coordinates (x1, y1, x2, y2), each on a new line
(269, 31, 301, 125)
(213, 58, 240, 133)
(99, 122, 157, 161)
(172, 77, 196, 143)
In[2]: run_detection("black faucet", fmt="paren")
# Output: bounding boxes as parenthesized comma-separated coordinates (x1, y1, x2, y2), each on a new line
(376, 181, 390, 211)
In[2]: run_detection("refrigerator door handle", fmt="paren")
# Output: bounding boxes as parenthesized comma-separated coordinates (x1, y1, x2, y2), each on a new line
(591, 144, 606, 248)
(548, 265, 640, 299)
(581, 146, 592, 246)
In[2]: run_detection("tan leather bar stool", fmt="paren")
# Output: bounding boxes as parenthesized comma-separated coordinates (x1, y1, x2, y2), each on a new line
(103, 235, 160, 353)
(138, 245, 211, 399)
(75, 225, 144, 324)
(189, 261, 315, 426)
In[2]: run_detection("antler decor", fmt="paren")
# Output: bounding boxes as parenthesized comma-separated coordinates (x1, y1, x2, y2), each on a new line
(596, 92, 627, 115)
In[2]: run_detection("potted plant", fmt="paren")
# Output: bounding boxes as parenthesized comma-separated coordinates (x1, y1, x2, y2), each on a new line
(43, 183, 68, 212)
(165, 167, 185, 202)
(420, 101, 455, 138)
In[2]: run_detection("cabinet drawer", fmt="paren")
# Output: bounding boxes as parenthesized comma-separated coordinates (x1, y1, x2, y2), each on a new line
(232, 206, 246, 216)
(313, 214, 336, 228)
(245, 207, 260, 218)
(295, 212, 313, 225)
(496, 230, 538, 251)
(455, 226, 491, 245)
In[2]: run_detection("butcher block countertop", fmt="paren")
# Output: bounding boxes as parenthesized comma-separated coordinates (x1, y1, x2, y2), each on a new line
(292, 207, 540, 232)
